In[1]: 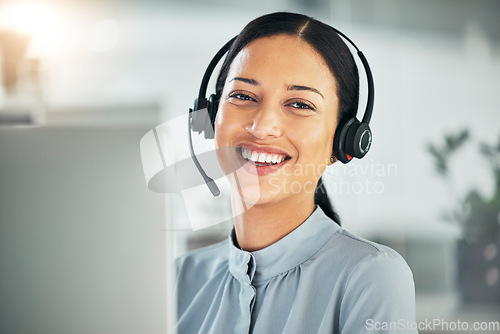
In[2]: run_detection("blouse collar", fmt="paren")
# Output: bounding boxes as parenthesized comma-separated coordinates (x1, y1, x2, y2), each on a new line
(227, 206, 341, 284)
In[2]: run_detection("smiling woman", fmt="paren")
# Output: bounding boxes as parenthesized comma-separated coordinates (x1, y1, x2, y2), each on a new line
(176, 12, 417, 334)
(215, 34, 339, 249)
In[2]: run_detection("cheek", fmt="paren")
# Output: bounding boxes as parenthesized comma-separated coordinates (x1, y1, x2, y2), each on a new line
(214, 105, 242, 168)
(214, 105, 232, 148)
(302, 125, 336, 178)
(317, 114, 338, 157)
(214, 102, 233, 142)
(214, 101, 249, 140)
(213, 108, 225, 164)
(213, 113, 222, 149)
(296, 120, 336, 159)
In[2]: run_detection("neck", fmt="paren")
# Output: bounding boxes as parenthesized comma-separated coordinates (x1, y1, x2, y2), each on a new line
(231, 192, 316, 252)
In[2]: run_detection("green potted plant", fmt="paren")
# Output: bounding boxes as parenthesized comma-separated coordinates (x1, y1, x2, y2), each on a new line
(427, 130, 500, 303)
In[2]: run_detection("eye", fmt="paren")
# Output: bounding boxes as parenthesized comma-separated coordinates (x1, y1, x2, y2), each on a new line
(286, 100, 316, 112)
(228, 91, 257, 102)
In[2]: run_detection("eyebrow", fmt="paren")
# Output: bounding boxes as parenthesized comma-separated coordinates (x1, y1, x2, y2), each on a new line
(230, 77, 259, 85)
(229, 77, 324, 99)
(287, 85, 324, 99)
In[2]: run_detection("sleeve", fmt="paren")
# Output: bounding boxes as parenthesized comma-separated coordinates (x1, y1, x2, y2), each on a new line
(339, 250, 418, 334)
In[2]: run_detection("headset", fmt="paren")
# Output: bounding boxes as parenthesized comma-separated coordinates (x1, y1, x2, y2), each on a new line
(188, 27, 374, 196)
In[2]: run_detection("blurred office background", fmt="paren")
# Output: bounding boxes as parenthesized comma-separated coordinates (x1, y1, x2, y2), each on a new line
(0, 0, 499, 333)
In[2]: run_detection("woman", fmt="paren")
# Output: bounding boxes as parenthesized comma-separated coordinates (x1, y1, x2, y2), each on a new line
(176, 12, 416, 334)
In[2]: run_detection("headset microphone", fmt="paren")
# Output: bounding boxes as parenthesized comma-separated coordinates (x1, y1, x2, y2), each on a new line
(188, 37, 236, 196)
(189, 28, 375, 195)
(188, 109, 220, 196)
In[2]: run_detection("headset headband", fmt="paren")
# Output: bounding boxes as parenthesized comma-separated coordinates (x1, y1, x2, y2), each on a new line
(189, 25, 375, 196)
(193, 30, 374, 125)
(195, 37, 237, 111)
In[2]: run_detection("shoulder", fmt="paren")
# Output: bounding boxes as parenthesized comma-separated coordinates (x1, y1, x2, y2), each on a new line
(316, 229, 417, 330)
(314, 227, 415, 302)
(175, 239, 231, 320)
(337, 228, 403, 258)
(329, 229, 416, 320)
(322, 228, 413, 277)
(342, 231, 414, 290)
(176, 238, 229, 279)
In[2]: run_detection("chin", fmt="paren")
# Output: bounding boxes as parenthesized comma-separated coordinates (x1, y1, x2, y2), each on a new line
(229, 177, 289, 209)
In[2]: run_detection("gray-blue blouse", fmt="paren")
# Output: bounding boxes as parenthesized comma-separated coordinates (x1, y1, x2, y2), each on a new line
(176, 207, 417, 334)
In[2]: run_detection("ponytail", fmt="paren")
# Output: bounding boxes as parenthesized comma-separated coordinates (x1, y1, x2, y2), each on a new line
(314, 177, 341, 226)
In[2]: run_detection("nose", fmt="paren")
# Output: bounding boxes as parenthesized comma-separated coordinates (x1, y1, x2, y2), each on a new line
(245, 103, 284, 139)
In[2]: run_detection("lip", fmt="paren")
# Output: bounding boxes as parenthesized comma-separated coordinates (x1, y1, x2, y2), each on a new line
(237, 142, 292, 157)
(235, 142, 291, 176)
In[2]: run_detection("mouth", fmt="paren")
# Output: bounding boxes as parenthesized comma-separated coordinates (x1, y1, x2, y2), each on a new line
(236, 145, 291, 168)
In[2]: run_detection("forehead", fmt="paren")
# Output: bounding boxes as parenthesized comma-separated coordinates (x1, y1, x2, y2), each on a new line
(227, 34, 337, 94)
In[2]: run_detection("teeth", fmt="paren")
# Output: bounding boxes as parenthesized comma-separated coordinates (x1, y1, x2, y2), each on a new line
(251, 151, 259, 162)
(240, 147, 287, 165)
(242, 148, 250, 159)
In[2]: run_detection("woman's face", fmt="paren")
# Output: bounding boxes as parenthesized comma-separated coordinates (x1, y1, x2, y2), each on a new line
(215, 34, 338, 206)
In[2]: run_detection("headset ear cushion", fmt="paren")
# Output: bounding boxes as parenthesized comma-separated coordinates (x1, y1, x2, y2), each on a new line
(203, 94, 219, 139)
(333, 118, 372, 163)
(190, 96, 208, 133)
(333, 118, 355, 164)
(346, 121, 372, 159)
